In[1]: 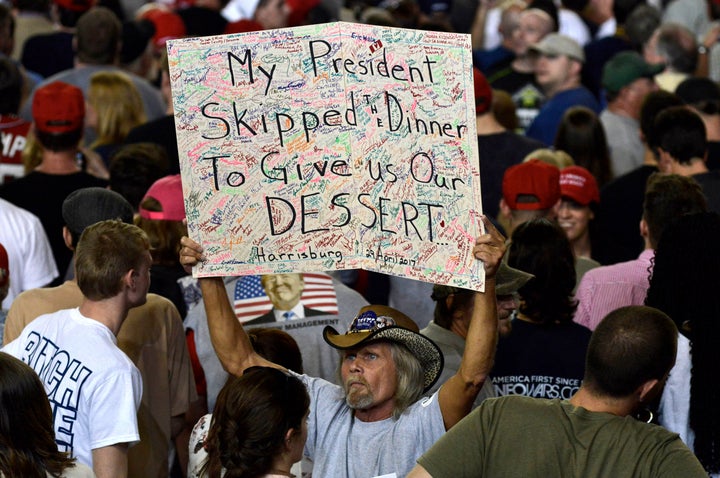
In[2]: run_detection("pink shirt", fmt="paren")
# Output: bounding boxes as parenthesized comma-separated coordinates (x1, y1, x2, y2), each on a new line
(573, 249, 655, 330)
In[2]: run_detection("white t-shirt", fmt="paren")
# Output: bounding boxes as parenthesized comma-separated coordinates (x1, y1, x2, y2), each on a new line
(0, 197, 58, 309)
(660, 334, 693, 449)
(2, 308, 142, 468)
(660, 333, 719, 478)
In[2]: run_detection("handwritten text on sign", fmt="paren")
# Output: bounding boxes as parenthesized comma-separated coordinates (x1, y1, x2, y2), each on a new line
(168, 22, 484, 291)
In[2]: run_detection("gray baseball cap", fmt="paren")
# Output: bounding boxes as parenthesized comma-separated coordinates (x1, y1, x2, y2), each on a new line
(529, 33, 585, 63)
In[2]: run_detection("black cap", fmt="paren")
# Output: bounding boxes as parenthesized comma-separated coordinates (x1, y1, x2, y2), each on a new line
(62, 187, 134, 237)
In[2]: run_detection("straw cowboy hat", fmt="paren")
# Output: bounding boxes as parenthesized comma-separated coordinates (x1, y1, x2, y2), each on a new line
(323, 305, 443, 392)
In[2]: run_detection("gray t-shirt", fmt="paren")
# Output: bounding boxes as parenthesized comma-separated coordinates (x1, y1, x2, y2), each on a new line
(298, 372, 446, 478)
(599, 109, 644, 178)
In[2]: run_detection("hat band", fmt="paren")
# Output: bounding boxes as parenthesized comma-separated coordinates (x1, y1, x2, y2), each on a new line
(348, 314, 397, 334)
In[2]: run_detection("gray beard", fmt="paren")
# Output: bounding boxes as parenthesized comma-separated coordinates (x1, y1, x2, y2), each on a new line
(344, 385, 374, 410)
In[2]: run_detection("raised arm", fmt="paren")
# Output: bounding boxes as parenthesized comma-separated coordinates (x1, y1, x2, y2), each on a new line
(437, 216, 504, 430)
(179, 237, 280, 375)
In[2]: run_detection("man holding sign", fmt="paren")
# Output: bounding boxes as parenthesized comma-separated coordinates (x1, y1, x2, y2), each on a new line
(179, 215, 505, 478)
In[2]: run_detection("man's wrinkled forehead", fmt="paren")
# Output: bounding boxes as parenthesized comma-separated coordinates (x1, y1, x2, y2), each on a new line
(341, 339, 393, 355)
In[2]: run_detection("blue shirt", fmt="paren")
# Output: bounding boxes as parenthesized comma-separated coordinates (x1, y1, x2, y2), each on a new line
(526, 86, 601, 146)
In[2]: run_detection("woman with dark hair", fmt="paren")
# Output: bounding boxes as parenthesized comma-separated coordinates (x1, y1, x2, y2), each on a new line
(490, 218, 592, 400)
(135, 174, 189, 318)
(192, 367, 310, 478)
(645, 212, 720, 476)
(0, 353, 94, 478)
(558, 165, 601, 264)
(188, 329, 306, 478)
(554, 106, 614, 187)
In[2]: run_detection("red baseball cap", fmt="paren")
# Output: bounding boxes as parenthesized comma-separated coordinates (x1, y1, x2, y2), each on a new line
(502, 159, 561, 210)
(139, 7, 187, 50)
(32, 81, 85, 134)
(473, 67, 492, 115)
(139, 175, 186, 221)
(560, 166, 600, 206)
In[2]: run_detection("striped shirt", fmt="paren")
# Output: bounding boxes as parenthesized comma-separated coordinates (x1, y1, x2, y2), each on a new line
(573, 249, 655, 330)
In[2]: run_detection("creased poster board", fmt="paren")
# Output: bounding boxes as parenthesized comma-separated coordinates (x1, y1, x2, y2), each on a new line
(168, 22, 485, 291)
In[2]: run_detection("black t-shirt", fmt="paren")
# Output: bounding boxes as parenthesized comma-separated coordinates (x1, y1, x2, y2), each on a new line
(693, 170, 720, 214)
(491, 318, 592, 400)
(488, 67, 545, 131)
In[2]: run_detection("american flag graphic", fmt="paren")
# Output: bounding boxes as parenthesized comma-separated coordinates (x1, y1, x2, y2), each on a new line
(233, 272, 339, 322)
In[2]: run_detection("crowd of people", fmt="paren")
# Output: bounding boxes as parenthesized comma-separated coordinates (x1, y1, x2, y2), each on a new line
(0, 0, 720, 476)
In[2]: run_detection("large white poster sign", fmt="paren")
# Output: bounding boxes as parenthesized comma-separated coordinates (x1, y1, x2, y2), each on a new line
(168, 22, 484, 290)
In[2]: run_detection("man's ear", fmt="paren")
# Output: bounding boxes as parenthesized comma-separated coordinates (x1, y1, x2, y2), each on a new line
(499, 199, 511, 219)
(638, 378, 661, 404)
(569, 59, 582, 77)
(284, 427, 296, 450)
(656, 147, 674, 173)
(124, 269, 137, 290)
(63, 226, 75, 251)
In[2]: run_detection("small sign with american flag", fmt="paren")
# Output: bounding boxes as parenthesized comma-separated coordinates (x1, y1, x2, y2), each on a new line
(233, 272, 339, 322)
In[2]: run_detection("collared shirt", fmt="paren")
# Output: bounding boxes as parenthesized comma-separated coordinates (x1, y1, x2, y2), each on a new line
(272, 302, 305, 321)
(573, 249, 655, 330)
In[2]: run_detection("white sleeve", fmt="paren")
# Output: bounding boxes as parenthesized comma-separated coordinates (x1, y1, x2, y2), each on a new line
(659, 334, 693, 448)
(87, 367, 142, 450)
(20, 213, 59, 290)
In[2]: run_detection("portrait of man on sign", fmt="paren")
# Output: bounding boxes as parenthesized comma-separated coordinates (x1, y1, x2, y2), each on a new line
(246, 273, 328, 324)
